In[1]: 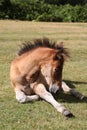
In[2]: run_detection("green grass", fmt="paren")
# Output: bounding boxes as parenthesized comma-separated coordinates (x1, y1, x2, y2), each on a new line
(0, 20, 87, 130)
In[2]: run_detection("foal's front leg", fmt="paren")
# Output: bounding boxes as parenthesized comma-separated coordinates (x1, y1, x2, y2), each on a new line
(34, 83, 74, 117)
(62, 81, 84, 100)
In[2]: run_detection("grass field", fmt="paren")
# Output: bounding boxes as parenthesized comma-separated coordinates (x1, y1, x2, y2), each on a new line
(0, 20, 87, 130)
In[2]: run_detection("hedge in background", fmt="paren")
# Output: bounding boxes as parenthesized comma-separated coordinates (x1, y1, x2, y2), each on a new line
(0, 0, 87, 22)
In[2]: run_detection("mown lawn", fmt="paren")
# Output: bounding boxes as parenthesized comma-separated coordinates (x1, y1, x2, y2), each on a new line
(0, 20, 87, 130)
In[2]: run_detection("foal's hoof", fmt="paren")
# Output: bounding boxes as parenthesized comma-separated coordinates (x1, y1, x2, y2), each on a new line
(79, 95, 85, 100)
(75, 93, 85, 100)
(63, 110, 74, 118)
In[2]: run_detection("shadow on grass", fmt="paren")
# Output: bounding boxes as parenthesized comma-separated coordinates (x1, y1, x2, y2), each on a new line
(64, 80, 87, 88)
(53, 80, 87, 104)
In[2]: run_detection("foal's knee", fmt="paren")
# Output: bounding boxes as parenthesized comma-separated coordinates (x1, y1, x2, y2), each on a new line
(15, 90, 27, 103)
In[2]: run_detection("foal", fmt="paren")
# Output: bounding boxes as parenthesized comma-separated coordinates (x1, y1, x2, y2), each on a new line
(10, 38, 84, 117)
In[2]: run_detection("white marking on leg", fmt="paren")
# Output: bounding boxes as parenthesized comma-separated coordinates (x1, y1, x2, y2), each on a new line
(15, 90, 39, 103)
(15, 90, 27, 103)
(35, 84, 68, 114)
(41, 91, 66, 113)
(27, 95, 39, 101)
(62, 81, 84, 100)
(62, 81, 71, 92)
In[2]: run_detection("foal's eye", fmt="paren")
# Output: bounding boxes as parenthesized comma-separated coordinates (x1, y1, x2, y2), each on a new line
(55, 68, 59, 73)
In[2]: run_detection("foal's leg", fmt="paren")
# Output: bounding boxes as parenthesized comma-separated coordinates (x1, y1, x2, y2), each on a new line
(15, 88, 39, 103)
(34, 83, 74, 117)
(62, 81, 84, 100)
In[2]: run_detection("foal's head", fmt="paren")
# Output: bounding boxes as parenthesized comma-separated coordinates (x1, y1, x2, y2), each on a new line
(39, 39, 69, 92)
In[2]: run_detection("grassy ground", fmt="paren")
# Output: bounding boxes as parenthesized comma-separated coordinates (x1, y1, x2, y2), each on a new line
(0, 20, 87, 130)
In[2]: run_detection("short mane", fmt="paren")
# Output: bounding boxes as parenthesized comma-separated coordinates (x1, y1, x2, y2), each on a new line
(17, 38, 69, 59)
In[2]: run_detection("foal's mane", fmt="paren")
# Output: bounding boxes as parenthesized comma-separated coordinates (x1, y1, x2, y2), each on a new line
(17, 38, 69, 59)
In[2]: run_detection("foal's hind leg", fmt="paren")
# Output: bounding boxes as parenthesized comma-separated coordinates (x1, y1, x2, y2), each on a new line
(15, 86, 39, 103)
(62, 81, 84, 100)
(34, 83, 74, 117)
(15, 90, 39, 103)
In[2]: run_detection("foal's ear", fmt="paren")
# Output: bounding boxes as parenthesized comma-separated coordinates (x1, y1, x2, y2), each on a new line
(53, 53, 62, 60)
(58, 42, 63, 47)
